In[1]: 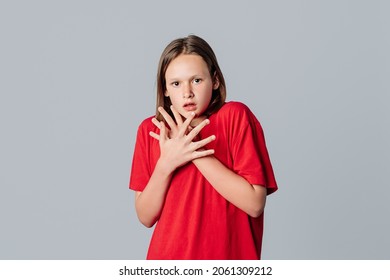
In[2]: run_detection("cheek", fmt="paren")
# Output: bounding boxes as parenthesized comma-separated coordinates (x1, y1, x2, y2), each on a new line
(199, 94, 213, 111)
(168, 95, 181, 106)
(202, 87, 213, 103)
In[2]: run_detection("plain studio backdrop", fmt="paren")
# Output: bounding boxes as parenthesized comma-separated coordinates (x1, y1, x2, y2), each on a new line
(1, 0, 389, 259)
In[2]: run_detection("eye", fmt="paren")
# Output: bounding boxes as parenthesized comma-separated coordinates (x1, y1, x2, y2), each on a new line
(171, 81, 180, 87)
(193, 78, 202, 84)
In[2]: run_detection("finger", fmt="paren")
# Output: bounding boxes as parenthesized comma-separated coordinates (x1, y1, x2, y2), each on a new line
(192, 149, 215, 160)
(170, 105, 183, 126)
(151, 118, 161, 129)
(149, 131, 160, 141)
(152, 117, 173, 138)
(193, 135, 216, 150)
(180, 112, 196, 135)
(158, 106, 177, 132)
(187, 126, 194, 133)
(160, 121, 168, 142)
(187, 118, 210, 140)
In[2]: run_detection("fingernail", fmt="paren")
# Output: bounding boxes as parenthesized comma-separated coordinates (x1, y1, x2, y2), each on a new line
(205, 119, 210, 124)
(191, 112, 195, 116)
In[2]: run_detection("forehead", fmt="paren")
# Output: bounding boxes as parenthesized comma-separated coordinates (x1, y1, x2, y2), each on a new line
(165, 54, 209, 79)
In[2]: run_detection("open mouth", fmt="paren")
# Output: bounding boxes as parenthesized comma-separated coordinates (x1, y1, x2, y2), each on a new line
(183, 103, 197, 111)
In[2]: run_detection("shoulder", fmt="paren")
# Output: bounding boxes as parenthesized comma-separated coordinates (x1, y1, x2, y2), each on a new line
(137, 116, 155, 129)
(216, 101, 256, 120)
(215, 101, 263, 133)
(136, 116, 155, 136)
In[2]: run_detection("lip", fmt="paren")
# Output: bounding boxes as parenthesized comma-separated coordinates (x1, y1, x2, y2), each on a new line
(183, 102, 197, 111)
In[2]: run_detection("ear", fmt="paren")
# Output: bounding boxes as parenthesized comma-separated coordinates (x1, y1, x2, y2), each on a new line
(213, 76, 220, 90)
(164, 91, 169, 97)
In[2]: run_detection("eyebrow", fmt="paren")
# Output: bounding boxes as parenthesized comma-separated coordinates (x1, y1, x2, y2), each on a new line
(166, 75, 204, 82)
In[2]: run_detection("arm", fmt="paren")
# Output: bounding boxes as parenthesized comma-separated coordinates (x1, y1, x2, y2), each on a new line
(135, 108, 215, 227)
(192, 155, 267, 218)
(134, 159, 173, 228)
(146, 106, 267, 218)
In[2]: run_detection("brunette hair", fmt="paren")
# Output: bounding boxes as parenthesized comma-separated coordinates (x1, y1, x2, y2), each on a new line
(155, 35, 226, 121)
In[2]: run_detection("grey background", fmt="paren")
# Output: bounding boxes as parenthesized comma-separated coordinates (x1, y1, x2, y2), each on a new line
(1, 0, 389, 259)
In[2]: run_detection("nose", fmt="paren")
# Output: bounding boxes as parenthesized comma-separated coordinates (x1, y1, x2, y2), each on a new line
(183, 83, 194, 99)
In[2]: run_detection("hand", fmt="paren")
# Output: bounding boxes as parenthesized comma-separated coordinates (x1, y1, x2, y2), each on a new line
(151, 105, 189, 138)
(149, 106, 216, 173)
(152, 105, 201, 141)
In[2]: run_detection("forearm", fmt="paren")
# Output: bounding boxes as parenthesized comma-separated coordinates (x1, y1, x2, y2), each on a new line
(192, 156, 266, 218)
(135, 159, 173, 227)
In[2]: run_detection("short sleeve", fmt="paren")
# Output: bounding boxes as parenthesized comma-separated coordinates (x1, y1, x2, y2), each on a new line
(129, 117, 155, 192)
(229, 103, 278, 195)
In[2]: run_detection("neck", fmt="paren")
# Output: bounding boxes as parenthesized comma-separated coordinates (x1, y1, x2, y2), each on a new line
(190, 115, 207, 127)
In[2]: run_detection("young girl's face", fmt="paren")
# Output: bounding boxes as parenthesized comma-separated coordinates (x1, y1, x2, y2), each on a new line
(164, 54, 219, 125)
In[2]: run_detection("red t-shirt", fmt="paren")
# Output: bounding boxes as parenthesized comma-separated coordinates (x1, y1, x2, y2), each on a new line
(129, 101, 278, 259)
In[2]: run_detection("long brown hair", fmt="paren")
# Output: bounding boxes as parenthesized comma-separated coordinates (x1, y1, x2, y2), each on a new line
(156, 35, 226, 121)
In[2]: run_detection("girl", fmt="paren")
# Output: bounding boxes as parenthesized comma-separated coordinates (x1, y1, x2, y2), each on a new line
(129, 35, 277, 260)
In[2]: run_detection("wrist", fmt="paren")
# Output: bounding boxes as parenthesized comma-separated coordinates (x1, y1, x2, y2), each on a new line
(155, 158, 176, 176)
(192, 154, 214, 165)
